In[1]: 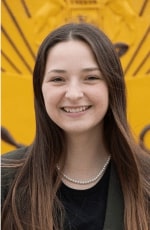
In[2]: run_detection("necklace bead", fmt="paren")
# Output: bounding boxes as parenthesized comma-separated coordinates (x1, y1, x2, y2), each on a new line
(57, 155, 111, 185)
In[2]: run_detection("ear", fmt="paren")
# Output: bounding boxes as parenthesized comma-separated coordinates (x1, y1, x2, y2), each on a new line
(114, 42, 129, 57)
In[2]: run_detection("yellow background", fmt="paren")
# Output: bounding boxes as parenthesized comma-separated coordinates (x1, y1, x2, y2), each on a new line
(1, 0, 150, 153)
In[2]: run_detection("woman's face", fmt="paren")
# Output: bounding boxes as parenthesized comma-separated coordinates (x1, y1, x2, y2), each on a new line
(42, 40, 109, 135)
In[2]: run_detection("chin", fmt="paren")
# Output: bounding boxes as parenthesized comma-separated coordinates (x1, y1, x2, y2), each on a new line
(62, 126, 97, 135)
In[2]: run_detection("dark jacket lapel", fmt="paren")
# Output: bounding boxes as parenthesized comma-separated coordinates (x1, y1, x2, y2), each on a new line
(103, 163, 124, 230)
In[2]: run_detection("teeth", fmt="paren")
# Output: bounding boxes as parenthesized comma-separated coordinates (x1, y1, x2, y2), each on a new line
(63, 106, 89, 113)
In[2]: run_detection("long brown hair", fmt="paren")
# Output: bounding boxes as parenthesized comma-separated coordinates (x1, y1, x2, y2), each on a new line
(2, 23, 150, 229)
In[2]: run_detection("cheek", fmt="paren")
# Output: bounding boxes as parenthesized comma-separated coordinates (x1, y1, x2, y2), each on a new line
(42, 85, 53, 102)
(42, 87, 53, 110)
(42, 94, 57, 121)
(91, 86, 109, 106)
(42, 86, 62, 113)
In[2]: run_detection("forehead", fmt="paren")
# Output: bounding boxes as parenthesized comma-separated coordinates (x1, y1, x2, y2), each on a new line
(47, 39, 93, 55)
(45, 40, 98, 69)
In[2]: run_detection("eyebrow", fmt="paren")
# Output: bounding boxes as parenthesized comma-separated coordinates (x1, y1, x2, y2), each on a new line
(48, 69, 66, 73)
(48, 67, 100, 73)
(82, 67, 100, 72)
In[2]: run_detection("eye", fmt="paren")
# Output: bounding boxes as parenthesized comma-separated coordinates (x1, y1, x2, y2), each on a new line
(50, 77, 65, 82)
(86, 75, 100, 80)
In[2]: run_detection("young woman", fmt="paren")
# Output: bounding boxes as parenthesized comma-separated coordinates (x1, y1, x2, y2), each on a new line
(1, 23, 150, 230)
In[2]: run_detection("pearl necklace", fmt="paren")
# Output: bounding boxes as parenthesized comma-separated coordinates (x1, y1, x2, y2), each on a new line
(57, 156, 111, 185)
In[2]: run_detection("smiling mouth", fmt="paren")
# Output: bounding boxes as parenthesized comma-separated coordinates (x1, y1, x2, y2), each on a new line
(62, 106, 91, 113)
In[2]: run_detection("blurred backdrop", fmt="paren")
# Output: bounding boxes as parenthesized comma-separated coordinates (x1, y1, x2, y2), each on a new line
(1, 0, 150, 153)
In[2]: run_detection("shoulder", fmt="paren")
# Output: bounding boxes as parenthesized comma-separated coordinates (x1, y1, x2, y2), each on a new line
(2, 146, 28, 160)
(1, 147, 29, 207)
(1, 146, 28, 181)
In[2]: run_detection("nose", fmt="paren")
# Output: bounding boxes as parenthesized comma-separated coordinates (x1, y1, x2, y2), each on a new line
(65, 82, 84, 100)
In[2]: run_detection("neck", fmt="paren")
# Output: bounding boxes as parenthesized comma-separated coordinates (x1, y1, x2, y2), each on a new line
(63, 128, 109, 186)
